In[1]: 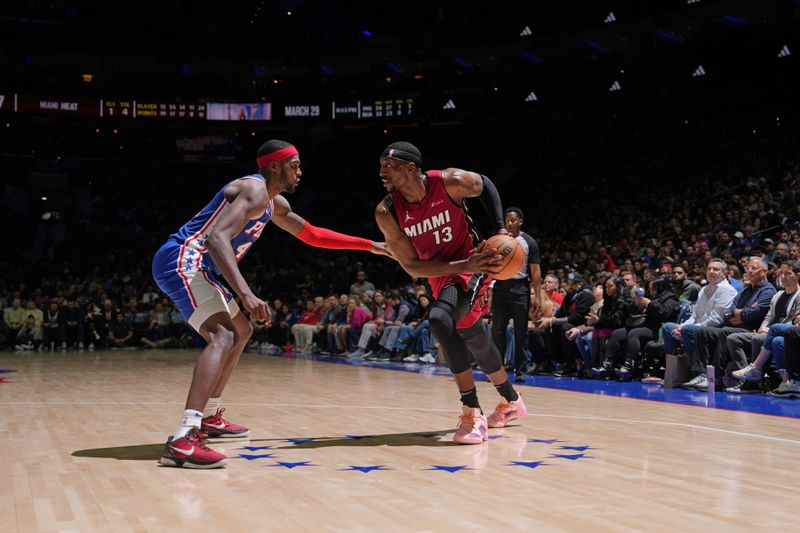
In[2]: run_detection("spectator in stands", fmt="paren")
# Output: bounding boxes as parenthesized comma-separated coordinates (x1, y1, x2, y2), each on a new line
(3, 298, 25, 347)
(368, 290, 413, 361)
(582, 276, 630, 377)
(343, 296, 371, 353)
(107, 312, 134, 349)
(15, 316, 42, 351)
(542, 274, 564, 307)
(661, 258, 737, 379)
(603, 276, 680, 380)
(685, 256, 775, 391)
(63, 300, 86, 350)
(291, 297, 325, 352)
(142, 302, 174, 348)
(25, 300, 43, 327)
(349, 270, 376, 297)
(318, 295, 346, 354)
(348, 291, 394, 359)
(42, 301, 64, 351)
(539, 272, 595, 376)
(769, 326, 800, 398)
(671, 266, 700, 303)
(725, 260, 800, 393)
(399, 293, 436, 363)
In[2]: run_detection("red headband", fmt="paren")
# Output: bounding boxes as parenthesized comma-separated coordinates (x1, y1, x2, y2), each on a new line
(256, 145, 298, 168)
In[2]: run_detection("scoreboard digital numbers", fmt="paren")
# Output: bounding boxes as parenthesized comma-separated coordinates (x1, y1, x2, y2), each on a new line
(2, 92, 419, 122)
(101, 100, 134, 118)
(134, 101, 206, 119)
(331, 98, 414, 120)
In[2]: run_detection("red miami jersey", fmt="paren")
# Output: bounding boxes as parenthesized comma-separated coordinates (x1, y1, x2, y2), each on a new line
(388, 170, 488, 327)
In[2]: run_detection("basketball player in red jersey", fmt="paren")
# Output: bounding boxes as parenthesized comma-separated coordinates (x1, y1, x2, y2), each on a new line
(375, 142, 527, 444)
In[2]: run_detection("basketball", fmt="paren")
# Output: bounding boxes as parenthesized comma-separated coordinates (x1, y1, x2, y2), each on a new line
(480, 234, 525, 280)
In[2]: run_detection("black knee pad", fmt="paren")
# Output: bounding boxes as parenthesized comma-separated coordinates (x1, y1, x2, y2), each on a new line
(428, 303, 454, 339)
(460, 321, 503, 374)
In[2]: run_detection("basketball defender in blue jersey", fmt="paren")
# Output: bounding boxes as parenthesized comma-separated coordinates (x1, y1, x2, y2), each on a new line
(153, 140, 389, 468)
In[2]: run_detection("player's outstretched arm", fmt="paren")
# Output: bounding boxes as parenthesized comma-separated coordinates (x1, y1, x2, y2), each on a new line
(206, 179, 271, 321)
(375, 202, 499, 278)
(272, 195, 392, 257)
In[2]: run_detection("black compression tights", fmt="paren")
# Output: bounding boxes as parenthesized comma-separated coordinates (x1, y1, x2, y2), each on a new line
(428, 285, 503, 375)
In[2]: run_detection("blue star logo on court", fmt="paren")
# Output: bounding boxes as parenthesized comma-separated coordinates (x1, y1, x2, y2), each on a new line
(558, 445, 596, 451)
(236, 453, 277, 461)
(344, 435, 374, 440)
(425, 465, 474, 473)
(340, 465, 391, 473)
(549, 453, 592, 461)
(269, 461, 318, 469)
(505, 461, 549, 469)
(285, 438, 317, 444)
(238, 445, 275, 451)
(528, 438, 563, 444)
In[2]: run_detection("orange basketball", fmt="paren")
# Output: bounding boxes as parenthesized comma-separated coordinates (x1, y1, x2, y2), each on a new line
(480, 234, 525, 280)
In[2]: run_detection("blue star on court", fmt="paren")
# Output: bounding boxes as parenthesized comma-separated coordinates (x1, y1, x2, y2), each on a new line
(528, 439, 563, 444)
(285, 438, 317, 444)
(558, 445, 596, 451)
(344, 435, 374, 440)
(269, 461, 318, 469)
(549, 453, 592, 461)
(340, 465, 391, 473)
(505, 461, 549, 469)
(238, 445, 275, 451)
(425, 465, 474, 473)
(236, 453, 277, 460)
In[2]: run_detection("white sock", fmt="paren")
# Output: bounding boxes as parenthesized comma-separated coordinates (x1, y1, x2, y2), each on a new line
(174, 409, 203, 440)
(203, 397, 221, 418)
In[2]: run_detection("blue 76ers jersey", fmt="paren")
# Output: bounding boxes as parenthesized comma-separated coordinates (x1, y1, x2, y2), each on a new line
(170, 175, 273, 275)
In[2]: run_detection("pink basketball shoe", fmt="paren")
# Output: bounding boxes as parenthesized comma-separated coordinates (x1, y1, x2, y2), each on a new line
(487, 392, 527, 428)
(453, 407, 488, 444)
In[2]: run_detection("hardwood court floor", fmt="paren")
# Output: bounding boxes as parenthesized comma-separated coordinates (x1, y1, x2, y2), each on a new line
(1, 349, 799, 532)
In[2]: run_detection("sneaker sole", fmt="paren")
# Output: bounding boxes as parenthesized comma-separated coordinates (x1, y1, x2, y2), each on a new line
(205, 431, 250, 438)
(453, 435, 488, 444)
(159, 457, 229, 469)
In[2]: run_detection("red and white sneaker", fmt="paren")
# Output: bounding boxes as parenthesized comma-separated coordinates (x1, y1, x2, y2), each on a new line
(159, 429, 228, 469)
(201, 408, 250, 438)
(487, 392, 527, 428)
(453, 407, 488, 445)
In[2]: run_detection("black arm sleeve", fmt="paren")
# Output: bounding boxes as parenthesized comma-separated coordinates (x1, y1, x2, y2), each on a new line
(478, 174, 504, 234)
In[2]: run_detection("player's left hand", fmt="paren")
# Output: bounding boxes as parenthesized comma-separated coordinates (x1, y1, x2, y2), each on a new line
(370, 241, 395, 259)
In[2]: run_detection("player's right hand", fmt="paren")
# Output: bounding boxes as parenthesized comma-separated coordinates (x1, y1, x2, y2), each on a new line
(466, 247, 501, 273)
(242, 293, 271, 324)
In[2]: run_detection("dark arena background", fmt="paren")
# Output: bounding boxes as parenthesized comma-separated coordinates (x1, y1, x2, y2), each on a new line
(1, 1, 799, 531)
